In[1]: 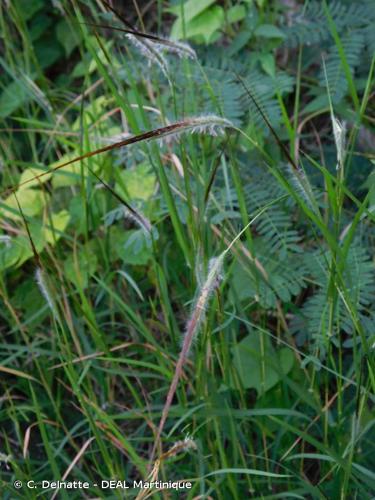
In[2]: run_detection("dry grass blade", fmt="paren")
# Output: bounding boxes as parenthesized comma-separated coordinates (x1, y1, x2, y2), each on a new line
(49, 341, 174, 369)
(0, 365, 38, 382)
(50, 437, 95, 500)
(23, 420, 59, 458)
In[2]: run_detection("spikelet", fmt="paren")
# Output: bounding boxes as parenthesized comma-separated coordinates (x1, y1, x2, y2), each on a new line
(331, 113, 346, 170)
(151, 115, 233, 148)
(184, 255, 224, 351)
(161, 436, 197, 460)
(126, 29, 196, 62)
(284, 163, 318, 214)
(155, 39, 196, 60)
(35, 268, 57, 318)
(126, 34, 169, 78)
(185, 115, 233, 136)
(122, 206, 152, 234)
(101, 131, 132, 144)
(136, 436, 196, 500)
(103, 205, 152, 234)
(323, 59, 347, 171)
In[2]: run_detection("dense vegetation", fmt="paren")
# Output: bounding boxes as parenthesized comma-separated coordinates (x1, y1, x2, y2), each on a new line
(0, 0, 374, 498)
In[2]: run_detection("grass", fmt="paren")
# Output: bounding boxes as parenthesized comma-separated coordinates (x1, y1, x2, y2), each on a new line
(0, 0, 374, 499)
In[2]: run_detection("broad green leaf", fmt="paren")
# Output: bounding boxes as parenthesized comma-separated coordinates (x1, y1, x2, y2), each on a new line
(71, 53, 92, 79)
(12, 276, 45, 320)
(16, 0, 43, 21)
(0, 222, 45, 271)
(254, 24, 286, 39)
(227, 5, 247, 24)
(51, 154, 84, 188)
(19, 167, 52, 189)
(56, 19, 81, 57)
(116, 163, 156, 202)
(44, 210, 70, 244)
(29, 13, 52, 41)
(303, 94, 330, 114)
(0, 240, 23, 270)
(72, 96, 109, 131)
(16, 223, 46, 267)
(34, 38, 64, 69)
(88, 40, 114, 74)
(168, 0, 216, 23)
(70, 38, 113, 77)
(259, 53, 276, 77)
(171, 6, 225, 43)
(0, 189, 48, 220)
(64, 250, 98, 288)
(231, 333, 294, 393)
(110, 227, 152, 266)
(0, 80, 31, 118)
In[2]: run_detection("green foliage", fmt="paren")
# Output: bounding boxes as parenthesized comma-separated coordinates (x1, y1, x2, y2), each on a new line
(291, 243, 375, 350)
(170, 0, 248, 44)
(230, 331, 294, 392)
(283, 0, 375, 48)
(283, 0, 375, 108)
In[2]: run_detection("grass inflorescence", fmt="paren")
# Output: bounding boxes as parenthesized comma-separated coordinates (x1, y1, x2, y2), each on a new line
(0, 1, 374, 499)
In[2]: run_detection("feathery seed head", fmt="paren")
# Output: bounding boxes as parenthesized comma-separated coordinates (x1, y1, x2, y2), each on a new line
(163, 436, 197, 459)
(152, 115, 233, 146)
(126, 31, 196, 61)
(331, 114, 346, 170)
(35, 268, 57, 318)
(186, 115, 233, 136)
(184, 253, 224, 351)
(122, 206, 152, 234)
(126, 34, 169, 78)
(284, 163, 318, 214)
(156, 39, 196, 60)
(102, 199, 152, 233)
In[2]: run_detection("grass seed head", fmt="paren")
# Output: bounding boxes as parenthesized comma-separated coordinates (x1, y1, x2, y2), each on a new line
(153, 115, 233, 147)
(35, 268, 57, 318)
(122, 206, 152, 234)
(163, 436, 197, 459)
(184, 254, 224, 351)
(156, 39, 196, 60)
(285, 163, 318, 214)
(126, 34, 169, 78)
(331, 114, 346, 170)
